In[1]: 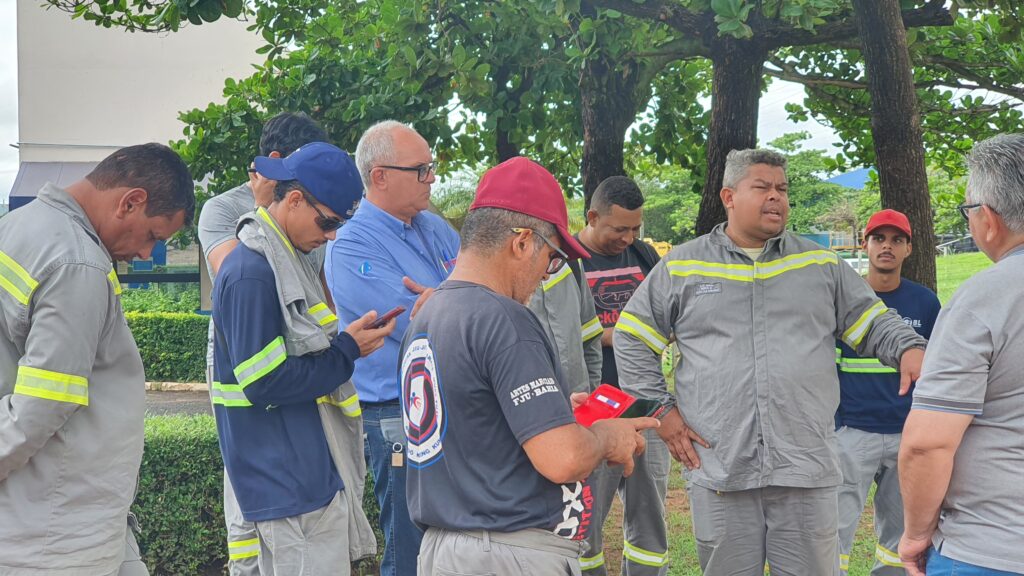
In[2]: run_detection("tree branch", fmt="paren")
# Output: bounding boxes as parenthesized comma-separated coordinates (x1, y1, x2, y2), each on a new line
(586, 0, 708, 39)
(765, 0, 953, 49)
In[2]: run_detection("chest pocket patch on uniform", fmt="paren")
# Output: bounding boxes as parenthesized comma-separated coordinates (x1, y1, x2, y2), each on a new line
(695, 282, 722, 296)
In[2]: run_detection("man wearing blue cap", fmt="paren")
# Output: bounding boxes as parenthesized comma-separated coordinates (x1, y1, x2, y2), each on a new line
(211, 142, 395, 575)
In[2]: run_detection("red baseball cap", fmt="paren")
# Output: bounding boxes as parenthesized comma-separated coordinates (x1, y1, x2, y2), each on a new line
(864, 208, 912, 239)
(470, 157, 590, 260)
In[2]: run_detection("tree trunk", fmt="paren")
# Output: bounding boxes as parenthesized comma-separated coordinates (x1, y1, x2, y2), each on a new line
(851, 0, 936, 290)
(695, 39, 767, 235)
(495, 129, 519, 162)
(580, 55, 641, 209)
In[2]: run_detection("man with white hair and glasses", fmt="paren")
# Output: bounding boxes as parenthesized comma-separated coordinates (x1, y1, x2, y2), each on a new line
(899, 133, 1024, 576)
(326, 120, 460, 576)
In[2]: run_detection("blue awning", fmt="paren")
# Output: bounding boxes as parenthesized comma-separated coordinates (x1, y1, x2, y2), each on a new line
(9, 162, 98, 210)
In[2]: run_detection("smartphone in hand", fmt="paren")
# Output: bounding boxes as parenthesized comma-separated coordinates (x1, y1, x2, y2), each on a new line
(367, 306, 406, 329)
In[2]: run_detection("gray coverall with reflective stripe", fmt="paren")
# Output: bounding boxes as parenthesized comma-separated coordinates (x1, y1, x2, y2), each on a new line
(0, 183, 146, 575)
(613, 224, 925, 574)
(528, 261, 603, 394)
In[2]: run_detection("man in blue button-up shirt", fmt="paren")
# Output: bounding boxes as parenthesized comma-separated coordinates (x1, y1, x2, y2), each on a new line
(326, 120, 460, 576)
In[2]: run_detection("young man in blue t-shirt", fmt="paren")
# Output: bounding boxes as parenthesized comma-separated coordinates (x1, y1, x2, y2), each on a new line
(836, 209, 941, 575)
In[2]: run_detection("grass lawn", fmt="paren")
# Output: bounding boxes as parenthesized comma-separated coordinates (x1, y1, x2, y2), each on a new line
(935, 251, 992, 303)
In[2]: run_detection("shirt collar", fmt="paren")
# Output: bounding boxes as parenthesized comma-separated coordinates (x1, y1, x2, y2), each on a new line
(710, 222, 786, 255)
(37, 182, 108, 257)
(358, 197, 430, 239)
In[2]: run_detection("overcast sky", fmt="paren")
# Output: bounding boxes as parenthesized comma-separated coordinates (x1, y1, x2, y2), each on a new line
(0, 3, 838, 204)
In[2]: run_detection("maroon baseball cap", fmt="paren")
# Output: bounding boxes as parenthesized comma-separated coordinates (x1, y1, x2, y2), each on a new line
(470, 157, 590, 260)
(864, 208, 912, 239)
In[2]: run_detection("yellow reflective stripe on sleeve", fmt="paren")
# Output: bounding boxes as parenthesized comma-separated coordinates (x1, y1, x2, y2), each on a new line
(616, 311, 668, 354)
(838, 356, 897, 374)
(842, 300, 888, 349)
(752, 250, 837, 279)
(542, 265, 572, 292)
(875, 543, 902, 567)
(233, 336, 288, 387)
(257, 207, 295, 256)
(210, 382, 254, 407)
(836, 347, 842, 364)
(668, 259, 754, 282)
(581, 316, 602, 342)
(317, 392, 362, 417)
(0, 250, 39, 306)
(307, 302, 338, 327)
(667, 250, 837, 284)
(227, 537, 260, 560)
(107, 269, 122, 295)
(579, 551, 605, 570)
(14, 366, 89, 406)
(623, 541, 668, 567)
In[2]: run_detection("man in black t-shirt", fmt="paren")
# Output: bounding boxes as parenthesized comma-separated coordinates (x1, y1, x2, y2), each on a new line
(576, 176, 671, 575)
(401, 158, 659, 575)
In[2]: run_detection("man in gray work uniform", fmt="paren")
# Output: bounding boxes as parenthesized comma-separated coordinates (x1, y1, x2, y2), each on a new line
(614, 149, 927, 575)
(197, 112, 340, 574)
(899, 133, 1024, 576)
(0, 143, 194, 575)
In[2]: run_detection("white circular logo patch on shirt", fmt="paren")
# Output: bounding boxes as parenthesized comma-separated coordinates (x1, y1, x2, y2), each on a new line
(400, 335, 446, 468)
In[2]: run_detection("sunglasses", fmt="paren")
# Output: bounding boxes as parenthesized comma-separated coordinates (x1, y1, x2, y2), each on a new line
(304, 195, 344, 232)
(376, 161, 438, 183)
(511, 227, 568, 275)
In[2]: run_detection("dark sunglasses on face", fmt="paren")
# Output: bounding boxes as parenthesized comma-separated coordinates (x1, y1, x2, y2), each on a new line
(304, 195, 344, 232)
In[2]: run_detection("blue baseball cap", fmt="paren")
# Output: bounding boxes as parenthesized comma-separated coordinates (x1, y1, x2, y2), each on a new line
(254, 141, 362, 219)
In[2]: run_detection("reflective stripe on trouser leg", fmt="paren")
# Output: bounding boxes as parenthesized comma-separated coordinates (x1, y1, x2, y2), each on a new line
(580, 463, 618, 575)
(621, 431, 671, 575)
(836, 426, 880, 576)
(228, 538, 260, 561)
(870, 432, 907, 576)
(211, 365, 262, 576)
(224, 464, 261, 575)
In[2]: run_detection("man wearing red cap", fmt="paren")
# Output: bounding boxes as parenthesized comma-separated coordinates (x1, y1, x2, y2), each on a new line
(835, 209, 940, 576)
(399, 157, 660, 574)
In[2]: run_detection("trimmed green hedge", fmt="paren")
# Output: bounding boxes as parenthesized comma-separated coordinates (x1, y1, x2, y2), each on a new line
(134, 415, 225, 575)
(136, 415, 382, 575)
(126, 312, 208, 382)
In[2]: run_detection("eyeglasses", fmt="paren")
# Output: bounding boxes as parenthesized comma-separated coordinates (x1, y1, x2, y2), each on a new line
(376, 161, 437, 183)
(511, 227, 568, 275)
(304, 195, 344, 232)
(958, 203, 983, 221)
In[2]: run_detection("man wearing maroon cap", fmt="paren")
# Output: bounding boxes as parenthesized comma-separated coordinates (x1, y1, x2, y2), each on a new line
(399, 157, 660, 574)
(835, 209, 940, 575)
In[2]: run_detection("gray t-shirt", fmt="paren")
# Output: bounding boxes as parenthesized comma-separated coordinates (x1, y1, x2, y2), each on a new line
(197, 183, 324, 367)
(400, 280, 594, 541)
(911, 244, 1024, 573)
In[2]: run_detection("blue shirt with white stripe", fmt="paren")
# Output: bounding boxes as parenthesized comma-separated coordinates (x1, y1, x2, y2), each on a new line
(835, 278, 940, 434)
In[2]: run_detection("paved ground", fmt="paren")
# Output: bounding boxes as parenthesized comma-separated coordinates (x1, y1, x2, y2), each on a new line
(145, 390, 212, 416)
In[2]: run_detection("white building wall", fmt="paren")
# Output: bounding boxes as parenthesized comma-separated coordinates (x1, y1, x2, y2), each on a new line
(17, 0, 263, 163)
